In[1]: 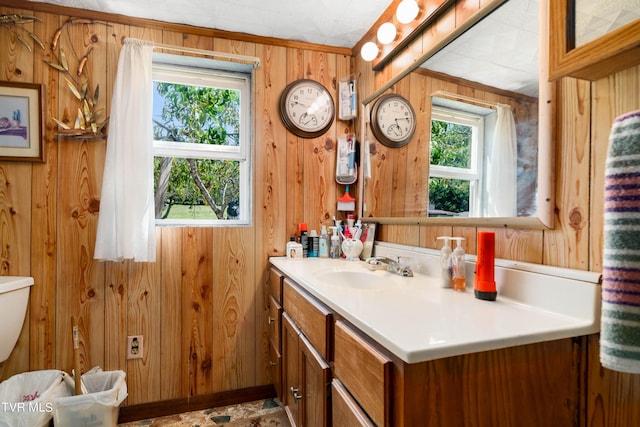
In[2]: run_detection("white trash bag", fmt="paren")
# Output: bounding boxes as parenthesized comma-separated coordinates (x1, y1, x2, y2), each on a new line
(0, 369, 74, 427)
(52, 367, 127, 427)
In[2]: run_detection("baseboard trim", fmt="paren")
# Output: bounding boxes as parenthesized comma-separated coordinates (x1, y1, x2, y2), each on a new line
(118, 384, 276, 423)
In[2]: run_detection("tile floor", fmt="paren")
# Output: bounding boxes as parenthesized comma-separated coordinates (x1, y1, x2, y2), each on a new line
(118, 398, 290, 426)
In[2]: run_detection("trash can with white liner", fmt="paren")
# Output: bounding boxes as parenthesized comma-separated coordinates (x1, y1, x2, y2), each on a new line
(52, 367, 127, 427)
(0, 369, 74, 427)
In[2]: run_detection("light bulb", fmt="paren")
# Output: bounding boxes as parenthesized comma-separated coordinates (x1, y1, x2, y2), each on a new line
(360, 42, 379, 62)
(396, 0, 419, 24)
(377, 22, 397, 45)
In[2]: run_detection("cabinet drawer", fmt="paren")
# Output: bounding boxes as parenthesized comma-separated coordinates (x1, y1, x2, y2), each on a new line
(283, 278, 333, 360)
(269, 268, 284, 303)
(267, 294, 282, 350)
(334, 320, 391, 427)
(268, 340, 282, 401)
(332, 379, 375, 427)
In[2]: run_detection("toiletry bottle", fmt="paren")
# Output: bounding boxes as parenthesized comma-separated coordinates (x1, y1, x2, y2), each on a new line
(475, 231, 497, 301)
(436, 237, 453, 288)
(308, 229, 319, 257)
(329, 226, 341, 259)
(451, 237, 466, 291)
(286, 236, 303, 259)
(319, 225, 329, 258)
(298, 223, 309, 257)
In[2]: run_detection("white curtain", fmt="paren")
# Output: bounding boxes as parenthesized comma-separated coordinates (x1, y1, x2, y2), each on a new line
(486, 104, 517, 217)
(94, 38, 156, 262)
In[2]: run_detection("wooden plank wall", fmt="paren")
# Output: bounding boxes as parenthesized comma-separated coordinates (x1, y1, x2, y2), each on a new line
(355, 1, 640, 426)
(0, 1, 352, 406)
(0, 0, 638, 423)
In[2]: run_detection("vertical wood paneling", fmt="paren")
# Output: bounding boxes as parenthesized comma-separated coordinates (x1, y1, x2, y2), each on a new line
(211, 227, 255, 391)
(254, 42, 288, 386)
(182, 227, 214, 396)
(29, 11, 59, 373)
(286, 48, 305, 236)
(543, 78, 591, 269)
(159, 227, 185, 399)
(127, 252, 162, 403)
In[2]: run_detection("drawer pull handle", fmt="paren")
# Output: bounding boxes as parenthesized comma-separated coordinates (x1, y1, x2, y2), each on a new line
(269, 361, 278, 366)
(290, 386, 302, 400)
(268, 316, 275, 324)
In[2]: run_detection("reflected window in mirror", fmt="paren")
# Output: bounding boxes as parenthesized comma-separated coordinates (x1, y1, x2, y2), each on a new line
(429, 104, 485, 218)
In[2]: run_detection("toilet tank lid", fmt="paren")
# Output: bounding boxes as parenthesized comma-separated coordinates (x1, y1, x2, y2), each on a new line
(0, 276, 34, 294)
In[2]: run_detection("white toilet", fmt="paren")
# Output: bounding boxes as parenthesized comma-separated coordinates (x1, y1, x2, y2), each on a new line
(0, 276, 34, 363)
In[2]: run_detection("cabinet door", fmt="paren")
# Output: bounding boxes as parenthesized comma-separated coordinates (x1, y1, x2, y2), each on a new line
(300, 333, 331, 427)
(282, 312, 301, 426)
(268, 340, 282, 401)
(268, 294, 282, 351)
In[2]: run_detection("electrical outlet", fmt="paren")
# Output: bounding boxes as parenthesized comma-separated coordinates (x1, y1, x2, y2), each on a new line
(127, 335, 143, 360)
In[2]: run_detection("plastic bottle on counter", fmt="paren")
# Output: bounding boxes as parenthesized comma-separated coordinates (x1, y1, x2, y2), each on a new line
(319, 225, 329, 258)
(437, 236, 453, 288)
(308, 229, 319, 257)
(451, 237, 466, 291)
(329, 226, 341, 259)
(286, 236, 303, 259)
(298, 223, 309, 258)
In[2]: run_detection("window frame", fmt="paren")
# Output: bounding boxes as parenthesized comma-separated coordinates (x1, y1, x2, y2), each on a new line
(151, 60, 252, 227)
(429, 106, 485, 216)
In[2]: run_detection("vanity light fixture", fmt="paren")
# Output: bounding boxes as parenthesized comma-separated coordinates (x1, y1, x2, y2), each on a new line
(377, 22, 397, 45)
(361, 0, 420, 62)
(361, 41, 380, 61)
(396, 0, 420, 24)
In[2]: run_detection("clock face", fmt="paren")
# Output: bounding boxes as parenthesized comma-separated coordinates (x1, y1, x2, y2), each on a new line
(280, 79, 335, 138)
(370, 94, 416, 147)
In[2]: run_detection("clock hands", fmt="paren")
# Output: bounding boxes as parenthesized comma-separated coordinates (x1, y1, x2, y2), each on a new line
(386, 117, 412, 137)
(299, 112, 318, 126)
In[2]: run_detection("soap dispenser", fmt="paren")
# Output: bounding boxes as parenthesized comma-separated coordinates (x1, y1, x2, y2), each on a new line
(451, 237, 466, 291)
(436, 236, 453, 288)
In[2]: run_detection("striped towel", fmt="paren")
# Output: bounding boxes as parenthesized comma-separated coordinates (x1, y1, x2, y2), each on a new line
(601, 110, 640, 373)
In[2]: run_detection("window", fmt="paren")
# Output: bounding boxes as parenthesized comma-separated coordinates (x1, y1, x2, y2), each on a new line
(429, 106, 484, 217)
(152, 58, 251, 226)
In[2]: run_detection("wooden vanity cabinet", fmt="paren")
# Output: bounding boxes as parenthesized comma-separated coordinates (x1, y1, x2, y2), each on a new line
(270, 264, 585, 426)
(281, 277, 333, 427)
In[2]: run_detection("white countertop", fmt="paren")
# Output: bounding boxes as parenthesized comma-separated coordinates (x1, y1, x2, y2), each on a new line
(270, 249, 601, 364)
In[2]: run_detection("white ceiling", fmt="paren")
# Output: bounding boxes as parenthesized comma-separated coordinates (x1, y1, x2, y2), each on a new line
(423, 0, 539, 98)
(27, 0, 392, 48)
(27, 0, 540, 97)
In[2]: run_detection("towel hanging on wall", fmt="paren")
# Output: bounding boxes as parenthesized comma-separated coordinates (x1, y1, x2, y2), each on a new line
(601, 109, 640, 373)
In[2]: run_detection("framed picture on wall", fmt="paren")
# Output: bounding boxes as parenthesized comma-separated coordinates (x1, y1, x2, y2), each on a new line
(0, 81, 44, 162)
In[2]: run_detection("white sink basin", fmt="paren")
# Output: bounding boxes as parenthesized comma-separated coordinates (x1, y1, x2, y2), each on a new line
(313, 269, 404, 290)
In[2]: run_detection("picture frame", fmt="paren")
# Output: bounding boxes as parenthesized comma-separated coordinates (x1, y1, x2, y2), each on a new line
(0, 81, 44, 162)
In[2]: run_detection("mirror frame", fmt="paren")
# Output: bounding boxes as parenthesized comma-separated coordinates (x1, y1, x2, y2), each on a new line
(359, 0, 555, 229)
(549, 0, 640, 81)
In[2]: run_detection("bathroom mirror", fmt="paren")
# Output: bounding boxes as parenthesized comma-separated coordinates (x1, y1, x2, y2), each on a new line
(361, 0, 554, 229)
(573, 0, 640, 48)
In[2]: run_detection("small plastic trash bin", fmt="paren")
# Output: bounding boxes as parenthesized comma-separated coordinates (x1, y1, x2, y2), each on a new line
(0, 369, 74, 427)
(52, 368, 127, 427)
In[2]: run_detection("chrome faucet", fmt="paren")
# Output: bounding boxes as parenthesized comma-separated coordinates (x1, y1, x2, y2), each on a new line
(367, 256, 413, 277)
